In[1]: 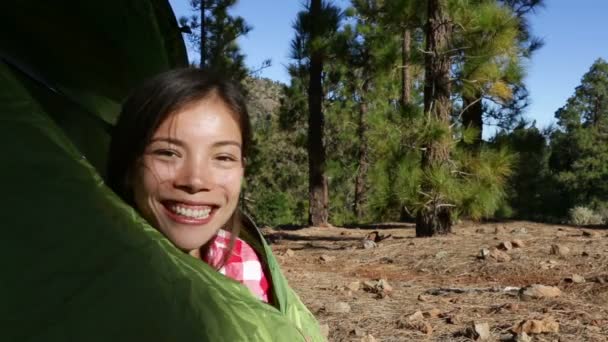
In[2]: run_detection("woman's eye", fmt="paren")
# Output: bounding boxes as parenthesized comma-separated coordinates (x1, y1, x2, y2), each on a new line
(216, 154, 238, 162)
(153, 149, 179, 158)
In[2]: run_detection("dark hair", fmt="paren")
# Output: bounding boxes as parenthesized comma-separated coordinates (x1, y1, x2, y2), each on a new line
(106, 68, 251, 205)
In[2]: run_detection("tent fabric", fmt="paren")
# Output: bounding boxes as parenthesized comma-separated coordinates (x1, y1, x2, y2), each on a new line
(0, 1, 323, 341)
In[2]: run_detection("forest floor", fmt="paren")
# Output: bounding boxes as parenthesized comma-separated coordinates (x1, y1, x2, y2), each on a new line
(264, 221, 608, 341)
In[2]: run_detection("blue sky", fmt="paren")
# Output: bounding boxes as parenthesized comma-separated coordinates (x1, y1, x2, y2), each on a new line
(169, 1, 608, 132)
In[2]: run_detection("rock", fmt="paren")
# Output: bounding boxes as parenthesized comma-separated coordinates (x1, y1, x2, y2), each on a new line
(362, 279, 392, 298)
(550, 244, 570, 256)
(462, 322, 491, 340)
(519, 285, 562, 301)
(475, 228, 486, 234)
(362, 239, 377, 249)
(445, 315, 460, 325)
(407, 310, 424, 321)
(325, 302, 351, 314)
(511, 239, 526, 248)
(494, 226, 506, 234)
(582, 230, 598, 238)
(319, 324, 330, 339)
(435, 251, 449, 259)
(398, 318, 433, 335)
(347, 281, 361, 292)
(350, 328, 366, 337)
(479, 248, 491, 259)
(319, 254, 336, 262)
(582, 251, 590, 257)
(360, 334, 377, 342)
(498, 241, 513, 251)
(564, 274, 586, 283)
(511, 227, 528, 234)
(489, 248, 512, 262)
(418, 294, 431, 302)
(515, 332, 532, 342)
(512, 317, 559, 334)
(423, 308, 442, 319)
(284, 249, 295, 257)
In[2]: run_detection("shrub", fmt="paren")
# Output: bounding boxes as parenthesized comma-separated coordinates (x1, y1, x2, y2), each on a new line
(568, 206, 604, 226)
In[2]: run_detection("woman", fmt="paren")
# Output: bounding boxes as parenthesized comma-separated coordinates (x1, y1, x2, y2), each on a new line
(106, 68, 323, 340)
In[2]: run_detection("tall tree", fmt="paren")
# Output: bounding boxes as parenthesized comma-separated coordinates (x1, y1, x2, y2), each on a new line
(550, 58, 608, 209)
(416, 0, 453, 236)
(289, 0, 341, 226)
(180, 0, 250, 80)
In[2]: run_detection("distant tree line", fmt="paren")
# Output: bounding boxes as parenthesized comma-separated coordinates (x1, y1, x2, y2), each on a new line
(179, 0, 608, 234)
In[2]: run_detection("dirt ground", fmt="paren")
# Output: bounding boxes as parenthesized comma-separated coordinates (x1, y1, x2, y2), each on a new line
(264, 221, 608, 341)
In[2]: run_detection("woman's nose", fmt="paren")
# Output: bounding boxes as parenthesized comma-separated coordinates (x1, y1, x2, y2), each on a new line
(173, 158, 211, 194)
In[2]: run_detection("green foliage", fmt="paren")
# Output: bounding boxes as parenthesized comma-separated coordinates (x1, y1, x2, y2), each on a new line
(180, 0, 250, 80)
(550, 59, 608, 211)
(569, 206, 604, 226)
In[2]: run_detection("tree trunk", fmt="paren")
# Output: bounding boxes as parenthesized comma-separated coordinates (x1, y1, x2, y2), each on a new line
(200, 0, 206, 67)
(308, 0, 329, 226)
(401, 27, 412, 107)
(462, 93, 483, 150)
(417, 0, 452, 237)
(354, 80, 370, 220)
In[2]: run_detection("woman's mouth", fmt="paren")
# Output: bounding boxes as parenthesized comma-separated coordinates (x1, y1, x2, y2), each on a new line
(161, 201, 217, 224)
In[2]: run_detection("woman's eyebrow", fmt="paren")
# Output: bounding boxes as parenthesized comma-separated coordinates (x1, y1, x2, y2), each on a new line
(149, 137, 185, 147)
(213, 141, 242, 149)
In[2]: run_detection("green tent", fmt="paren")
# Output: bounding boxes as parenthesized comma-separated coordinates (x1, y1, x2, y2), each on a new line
(0, 1, 322, 341)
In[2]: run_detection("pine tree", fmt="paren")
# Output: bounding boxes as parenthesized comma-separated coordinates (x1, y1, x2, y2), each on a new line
(550, 58, 608, 209)
(180, 0, 250, 80)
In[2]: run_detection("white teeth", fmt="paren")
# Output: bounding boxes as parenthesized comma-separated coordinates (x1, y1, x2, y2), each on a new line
(170, 204, 211, 219)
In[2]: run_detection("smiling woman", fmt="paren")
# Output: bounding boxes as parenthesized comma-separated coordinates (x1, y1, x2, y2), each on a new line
(106, 68, 322, 335)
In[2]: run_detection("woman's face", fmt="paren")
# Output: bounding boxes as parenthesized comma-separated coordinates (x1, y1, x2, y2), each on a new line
(132, 97, 244, 253)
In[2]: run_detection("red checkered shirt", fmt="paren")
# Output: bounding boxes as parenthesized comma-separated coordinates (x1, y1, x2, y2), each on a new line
(202, 229, 270, 303)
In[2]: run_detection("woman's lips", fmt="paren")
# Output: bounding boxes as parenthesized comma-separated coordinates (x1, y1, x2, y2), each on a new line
(161, 201, 218, 225)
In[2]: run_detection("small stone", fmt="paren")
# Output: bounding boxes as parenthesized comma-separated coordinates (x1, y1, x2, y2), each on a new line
(564, 274, 586, 284)
(398, 319, 433, 335)
(494, 226, 506, 234)
(435, 250, 449, 259)
(511, 239, 525, 248)
(511, 227, 528, 234)
(462, 321, 491, 340)
(319, 324, 330, 339)
(408, 310, 425, 321)
(377, 279, 393, 293)
(319, 254, 336, 262)
(498, 241, 513, 251)
(360, 334, 377, 342)
(350, 328, 366, 337)
(519, 285, 562, 301)
(479, 248, 491, 259)
(515, 332, 532, 342)
(325, 302, 351, 314)
(550, 244, 570, 256)
(284, 249, 295, 257)
(423, 308, 442, 318)
(582, 251, 590, 257)
(512, 317, 559, 334)
(475, 228, 486, 234)
(582, 230, 598, 238)
(347, 281, 361, 291)
(489, 248, 512, 262)
(418, 294, 431, 302)
(362, 239, 377, 249)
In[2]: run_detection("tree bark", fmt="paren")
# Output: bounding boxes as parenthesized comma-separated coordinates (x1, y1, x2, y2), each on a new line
(200, 0, 206, 67)
(354, 80, 370, 220)
(308, 0, 329, 226)
(462, 93, 483, 150)
(417, 0, 452, 237)
(401, 27, 412, 107)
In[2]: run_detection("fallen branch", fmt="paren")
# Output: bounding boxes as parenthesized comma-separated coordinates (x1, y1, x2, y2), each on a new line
(425, 286, 521, 296)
